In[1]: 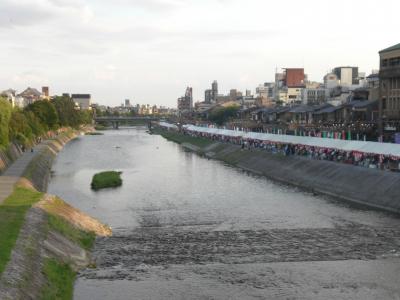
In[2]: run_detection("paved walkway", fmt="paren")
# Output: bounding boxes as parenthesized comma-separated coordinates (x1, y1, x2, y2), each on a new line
(0, 144, 47, 204)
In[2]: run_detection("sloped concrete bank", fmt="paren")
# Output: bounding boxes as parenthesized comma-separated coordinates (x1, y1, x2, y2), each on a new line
(0, 129, 112, 299)
(161, 131, 400, 214)
(0, 143, 24, 174)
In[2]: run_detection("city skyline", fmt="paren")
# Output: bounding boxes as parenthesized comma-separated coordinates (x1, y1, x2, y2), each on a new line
(0, 0, 398, 107)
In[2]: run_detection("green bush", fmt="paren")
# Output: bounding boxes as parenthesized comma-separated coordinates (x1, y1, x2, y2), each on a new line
(91, 171, 122, 191)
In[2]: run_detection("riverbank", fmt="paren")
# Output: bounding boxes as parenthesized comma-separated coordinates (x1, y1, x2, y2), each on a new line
(0, 128, 112, 299)
(154, 128, 400, 214)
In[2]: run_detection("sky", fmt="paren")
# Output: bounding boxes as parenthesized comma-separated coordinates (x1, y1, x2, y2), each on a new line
(0, 0, 399, 107)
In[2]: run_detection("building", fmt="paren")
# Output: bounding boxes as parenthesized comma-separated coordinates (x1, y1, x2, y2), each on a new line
(367, 73, 380, 101)
(229, 89, 239, 102)
(333, 66, 359, 86)
(18, 87, 42, 106)
(71, 94, 92, 110)
(177, 87, 193, 113)
(379, 43, 400, 133)
(205, 89, 212, 103)
(287, 87, 303, 104)
(1, 89, 17, 107)
(301, 88, 329, 105)
(284, 68, 305, 87)
(124, 99, 131, 107)
(324, 73, 339, 89)
(211, 80, 218, 102)
(42, 86, 49, 99)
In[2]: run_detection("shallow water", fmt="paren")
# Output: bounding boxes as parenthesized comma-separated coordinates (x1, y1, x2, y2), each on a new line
(48, 127, 400, 299)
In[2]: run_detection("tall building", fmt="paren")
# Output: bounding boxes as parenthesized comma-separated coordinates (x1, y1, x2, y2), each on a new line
(177, 87, 193, 113)
(205, 89, 212, 103)
(125, 99, 131, 107)
(333, 66, 359, 86)
(211, 80, 218, 102)
(284, 68, 305, 87)
(379, 43, 400, 127)
(72, 94, 92, 110)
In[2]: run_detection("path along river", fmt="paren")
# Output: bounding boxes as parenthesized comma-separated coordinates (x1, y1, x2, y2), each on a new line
(48, 127, 400, 300)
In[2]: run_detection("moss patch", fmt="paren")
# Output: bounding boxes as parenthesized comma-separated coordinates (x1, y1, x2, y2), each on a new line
(0, 187, 43, 275)
(91, 171, 122, 191)
(41, 259, 76, 300)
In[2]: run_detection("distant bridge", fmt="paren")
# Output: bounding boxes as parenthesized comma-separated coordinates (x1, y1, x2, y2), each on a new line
(94, 116, 159, 129)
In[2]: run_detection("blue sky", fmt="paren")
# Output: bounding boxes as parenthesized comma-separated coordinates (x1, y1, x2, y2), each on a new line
(0, 0, 398, 107)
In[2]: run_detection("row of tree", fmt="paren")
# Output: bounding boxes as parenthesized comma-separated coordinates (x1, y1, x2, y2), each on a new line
(0, 96, 92, 149)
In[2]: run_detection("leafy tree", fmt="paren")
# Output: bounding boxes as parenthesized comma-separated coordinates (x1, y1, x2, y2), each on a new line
(208, 106, 239, 126)
(52, 96, 80, 127)
(9, 110, 34, 146)
(25, 100, 59, 130)
(0, 97, 12, 148)
(24, 111, 45, 137)
(78, 110, 93, 125)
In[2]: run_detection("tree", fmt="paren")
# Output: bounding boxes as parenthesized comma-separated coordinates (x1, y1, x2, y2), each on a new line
(52, 96, 80, 127)
(24, 111, 45, 137)
(25, 100, 59, 130)
(208, 106, 239, 126)
(0, 97, 12, 148)
(9, 110, 34, 146)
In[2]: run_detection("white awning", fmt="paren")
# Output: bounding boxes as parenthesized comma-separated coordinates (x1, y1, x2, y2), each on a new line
(183, 125, 400, 157)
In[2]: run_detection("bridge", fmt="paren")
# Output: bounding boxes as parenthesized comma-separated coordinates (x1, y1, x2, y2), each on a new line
(94, 116, 159, 129)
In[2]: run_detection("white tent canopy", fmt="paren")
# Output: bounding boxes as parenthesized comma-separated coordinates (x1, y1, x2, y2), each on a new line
(159, 122, 178, 130)
(181, 124, 400, 157)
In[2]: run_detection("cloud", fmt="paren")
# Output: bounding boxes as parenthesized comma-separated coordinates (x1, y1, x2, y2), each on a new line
(12, 71, 49, 85)
(0, 0, 91, 29)
(102, 0, 186, 11)
(93, 65, 117, 81)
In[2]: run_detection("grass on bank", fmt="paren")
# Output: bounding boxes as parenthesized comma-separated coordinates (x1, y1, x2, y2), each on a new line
(153, 128, 214, 148)
(91, 171, 123, 191)
(41, 259, 76, 300)
(47, 214, 96, 250)
(85, 132, 104, 136)
(0, 186, 43, 275)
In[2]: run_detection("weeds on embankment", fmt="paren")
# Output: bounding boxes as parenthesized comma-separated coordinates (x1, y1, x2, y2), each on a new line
(152, 128, 214, 149)
(0, 187, 43, 275)
(47, 214, 96, 251)
(41, 259, 76, 300)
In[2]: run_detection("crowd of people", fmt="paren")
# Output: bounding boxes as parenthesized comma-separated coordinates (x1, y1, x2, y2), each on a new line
(179, 127, 400, 172)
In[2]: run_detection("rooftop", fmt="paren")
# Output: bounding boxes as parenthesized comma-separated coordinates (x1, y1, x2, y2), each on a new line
(379, 43, 400, 54)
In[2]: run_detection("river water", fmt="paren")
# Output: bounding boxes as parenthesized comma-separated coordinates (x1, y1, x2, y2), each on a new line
(48, 127, 400, 299)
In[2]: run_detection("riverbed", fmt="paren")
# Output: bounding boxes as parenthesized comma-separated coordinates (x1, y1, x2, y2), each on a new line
(48, 127, 400, 299)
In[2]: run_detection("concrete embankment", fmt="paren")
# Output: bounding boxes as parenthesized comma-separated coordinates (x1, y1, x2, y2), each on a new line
(159, 130, 400, 214)
(0, 129, 112, 299)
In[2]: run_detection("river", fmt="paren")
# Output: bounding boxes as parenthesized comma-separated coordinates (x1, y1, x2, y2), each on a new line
(48, 127, 400, 299)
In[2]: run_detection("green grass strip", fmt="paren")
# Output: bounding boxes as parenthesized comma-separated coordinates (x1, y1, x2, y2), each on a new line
(0, 187, 43, 275)
(41, 259, 76, 300)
